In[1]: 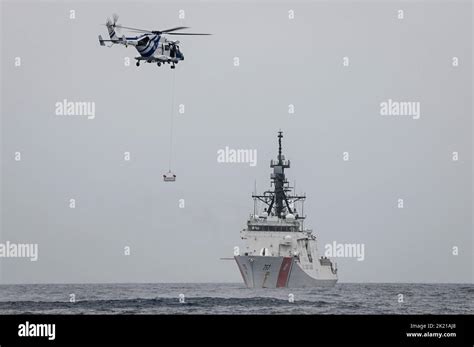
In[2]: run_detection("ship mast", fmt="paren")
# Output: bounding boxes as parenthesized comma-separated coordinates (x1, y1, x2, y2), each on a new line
(252, 131, 306, 219)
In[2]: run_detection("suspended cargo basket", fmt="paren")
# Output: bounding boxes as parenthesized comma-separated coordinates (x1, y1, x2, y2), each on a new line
(163, 171, 176, 182)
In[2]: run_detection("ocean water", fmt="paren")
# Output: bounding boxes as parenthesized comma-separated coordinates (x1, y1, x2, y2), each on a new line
(0, 283, 471, 315)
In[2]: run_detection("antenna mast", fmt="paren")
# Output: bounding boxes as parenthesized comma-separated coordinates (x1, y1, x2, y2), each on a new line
(253, 179, 257, 216)
(252, 131, 306, 219)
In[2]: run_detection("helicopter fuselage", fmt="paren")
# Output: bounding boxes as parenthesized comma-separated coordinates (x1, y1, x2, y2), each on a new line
(98, 15, 206, 69)
(121, 34, 184, 68)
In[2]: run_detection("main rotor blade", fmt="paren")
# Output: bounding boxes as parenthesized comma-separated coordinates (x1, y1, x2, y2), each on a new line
(110, 24, 210, 35)
(166, 32, 212, 35)
(161, 26, 190, 33)
(126, 29, 154, 33)
(114, 25, 153, 33)
(114, 25, 189, 34)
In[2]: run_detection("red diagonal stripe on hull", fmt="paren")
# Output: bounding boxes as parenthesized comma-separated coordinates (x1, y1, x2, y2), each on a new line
(276, 257, 292, 288)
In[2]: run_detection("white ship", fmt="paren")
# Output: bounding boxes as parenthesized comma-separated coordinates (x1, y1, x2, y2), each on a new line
(235, 131, 338, 288)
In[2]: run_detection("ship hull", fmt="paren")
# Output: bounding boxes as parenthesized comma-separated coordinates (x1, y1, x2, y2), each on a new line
(235, 255, 337, 288)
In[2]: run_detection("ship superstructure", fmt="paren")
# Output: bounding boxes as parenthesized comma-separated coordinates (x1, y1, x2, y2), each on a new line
(235, 131, 338, 288)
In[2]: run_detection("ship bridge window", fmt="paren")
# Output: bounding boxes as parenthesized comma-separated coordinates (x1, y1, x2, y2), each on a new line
(249, 225, 295, 232)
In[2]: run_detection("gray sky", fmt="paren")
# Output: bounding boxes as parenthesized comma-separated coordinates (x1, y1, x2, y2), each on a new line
(1, 0, 472, 284)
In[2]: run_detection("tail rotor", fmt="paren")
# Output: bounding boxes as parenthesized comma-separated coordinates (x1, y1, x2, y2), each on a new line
(112, 13, 119, 27)
(105, 13, 120, 40)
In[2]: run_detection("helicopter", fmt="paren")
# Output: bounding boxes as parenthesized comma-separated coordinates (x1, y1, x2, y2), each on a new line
(98, 14, 211, 68)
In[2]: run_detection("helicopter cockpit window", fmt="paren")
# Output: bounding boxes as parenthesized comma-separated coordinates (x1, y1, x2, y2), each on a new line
(137, 37, 149, 46)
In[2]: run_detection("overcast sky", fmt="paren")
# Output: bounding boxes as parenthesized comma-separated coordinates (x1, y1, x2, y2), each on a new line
(0, 0, 472, 284)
